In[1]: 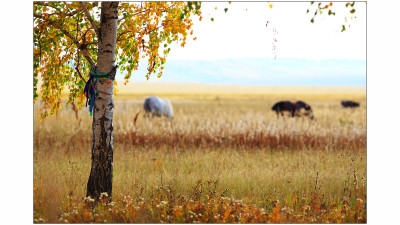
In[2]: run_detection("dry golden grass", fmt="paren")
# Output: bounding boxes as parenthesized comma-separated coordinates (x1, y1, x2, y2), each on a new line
(34, 84, 366, 223)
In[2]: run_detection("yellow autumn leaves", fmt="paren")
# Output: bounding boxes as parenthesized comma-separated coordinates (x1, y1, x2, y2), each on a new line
(117, 2, 200, 82)
(34, 2, 201, 120)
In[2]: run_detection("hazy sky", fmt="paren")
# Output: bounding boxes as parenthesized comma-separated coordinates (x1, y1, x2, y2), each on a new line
(167, 2, 367, 60)
(122, 1, 366, 85)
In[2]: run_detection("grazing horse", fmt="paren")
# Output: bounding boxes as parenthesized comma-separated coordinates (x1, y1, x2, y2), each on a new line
(272, 101, 298, 118)
(295, 101, 314, 120)
(272, 100, 314, 120)
(143, 96, 174, 119)
(341, 100, 360, 108)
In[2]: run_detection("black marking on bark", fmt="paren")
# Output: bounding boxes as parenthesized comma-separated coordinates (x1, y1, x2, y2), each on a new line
(99, 115, 108, 155)
(110, 65, 118, 80)
(98, 26, 102, 43)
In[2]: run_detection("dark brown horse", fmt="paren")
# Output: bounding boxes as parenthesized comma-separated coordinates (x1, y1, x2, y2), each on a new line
(272, 100, 314, 120)
(295, 101, 314, 120)
(341, 100, 360, 108)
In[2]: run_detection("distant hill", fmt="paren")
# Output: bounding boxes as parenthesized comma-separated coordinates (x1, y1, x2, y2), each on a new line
(116, 58, 366, 86)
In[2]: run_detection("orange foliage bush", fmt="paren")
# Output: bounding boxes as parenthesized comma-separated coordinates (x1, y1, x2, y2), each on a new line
(48, 176, 365, 224)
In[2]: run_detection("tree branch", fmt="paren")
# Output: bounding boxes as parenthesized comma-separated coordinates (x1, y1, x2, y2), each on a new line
(34, 13, 95, 68)
(79, 2, 100, 37)
(116, 30, 134, 42)
(117, 3, 176, 23)
(34, 2, 79, 17)
(117, 24, 165, 45)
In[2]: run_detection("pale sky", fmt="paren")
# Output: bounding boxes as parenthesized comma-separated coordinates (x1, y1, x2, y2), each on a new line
(125, 1, 367, 85)
(166, 1, 366, 60)
(121, 1, 367, 85)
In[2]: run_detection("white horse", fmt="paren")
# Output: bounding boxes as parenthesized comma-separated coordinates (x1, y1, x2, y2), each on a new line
(143, 96, 174, 119)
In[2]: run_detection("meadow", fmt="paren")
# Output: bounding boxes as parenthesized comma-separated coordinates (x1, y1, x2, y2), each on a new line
(34, 83, 366, 223)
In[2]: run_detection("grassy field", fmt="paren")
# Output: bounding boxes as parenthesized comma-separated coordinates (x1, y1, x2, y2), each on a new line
(34, 83, 366, 223)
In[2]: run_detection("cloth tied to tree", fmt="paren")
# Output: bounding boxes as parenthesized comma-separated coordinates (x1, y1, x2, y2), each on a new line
(84, 68, 113, 116)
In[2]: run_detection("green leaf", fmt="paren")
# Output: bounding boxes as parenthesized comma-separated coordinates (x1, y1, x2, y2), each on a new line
(350, 9, 356, 13)
(341, 25, 346, 32)
(211, 18, 214, 22)
(311, 18, 314, 23)
(224, 8, 228, 13)
(306, 9, 309, 13)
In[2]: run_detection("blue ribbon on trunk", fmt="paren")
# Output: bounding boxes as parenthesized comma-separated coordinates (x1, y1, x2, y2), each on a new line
(84, 69, 113, 116)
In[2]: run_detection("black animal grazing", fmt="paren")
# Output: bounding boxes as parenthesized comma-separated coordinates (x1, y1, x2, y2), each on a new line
(272, 101, 298, 117)
(295, 101, 314, 120)
(341, 100, 360, 108)
(272, 100, 314, 120)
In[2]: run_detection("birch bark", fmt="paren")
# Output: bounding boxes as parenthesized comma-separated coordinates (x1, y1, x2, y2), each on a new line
(86, 2, 119, 202)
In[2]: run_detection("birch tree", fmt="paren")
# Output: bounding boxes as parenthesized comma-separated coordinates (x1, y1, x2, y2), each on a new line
(34, 1, 202, 201)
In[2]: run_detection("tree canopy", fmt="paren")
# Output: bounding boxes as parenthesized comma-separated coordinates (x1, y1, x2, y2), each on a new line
(34, 2, 202, 120)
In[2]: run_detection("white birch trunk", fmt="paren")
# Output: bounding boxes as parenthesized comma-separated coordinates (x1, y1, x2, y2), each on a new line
(86, 2, 119, 202)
